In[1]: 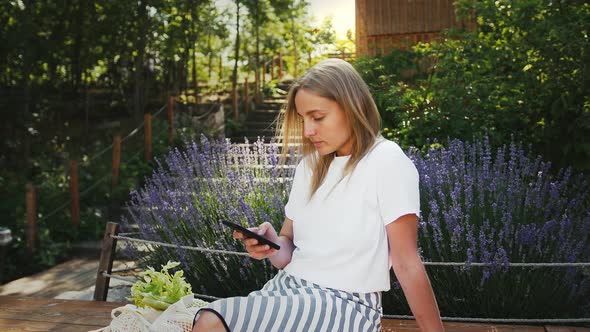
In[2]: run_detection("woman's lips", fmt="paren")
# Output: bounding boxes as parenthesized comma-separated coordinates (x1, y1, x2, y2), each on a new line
(313, 141, 323, 147)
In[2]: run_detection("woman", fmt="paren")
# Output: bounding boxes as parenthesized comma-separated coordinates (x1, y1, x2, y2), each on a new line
(193, 59, 444, 331)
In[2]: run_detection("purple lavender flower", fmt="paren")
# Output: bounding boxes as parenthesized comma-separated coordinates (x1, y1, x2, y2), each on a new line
(120, 136, 295, 297)
(410, 136, 590, 316)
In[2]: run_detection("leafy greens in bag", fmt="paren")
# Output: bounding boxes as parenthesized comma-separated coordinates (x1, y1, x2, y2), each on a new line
(129, 261, 193, 311)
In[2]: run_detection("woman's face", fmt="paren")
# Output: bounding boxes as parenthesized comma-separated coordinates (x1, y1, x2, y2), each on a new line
(295, 88, 353, 156)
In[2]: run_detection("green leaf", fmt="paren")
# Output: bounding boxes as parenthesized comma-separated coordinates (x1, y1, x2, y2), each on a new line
(129, 261, 192, 311)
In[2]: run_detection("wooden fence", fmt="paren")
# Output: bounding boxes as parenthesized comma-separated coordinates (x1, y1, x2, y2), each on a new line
(24, 96, 176, 254)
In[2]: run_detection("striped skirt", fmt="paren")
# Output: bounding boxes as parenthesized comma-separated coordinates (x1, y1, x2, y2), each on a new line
(193, 270, 382, 332)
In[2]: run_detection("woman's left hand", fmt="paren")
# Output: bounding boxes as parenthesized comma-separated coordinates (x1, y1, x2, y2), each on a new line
(234, 222, 279, 260)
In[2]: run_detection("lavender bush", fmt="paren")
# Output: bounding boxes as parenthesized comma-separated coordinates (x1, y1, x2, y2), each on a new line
(121, 135, 295, 297)
(122, 136, 589, 318)
(384, 138, 589, 318)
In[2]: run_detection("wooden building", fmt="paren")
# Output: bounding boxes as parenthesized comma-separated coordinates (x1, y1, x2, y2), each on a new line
(355, 0, 475, 56)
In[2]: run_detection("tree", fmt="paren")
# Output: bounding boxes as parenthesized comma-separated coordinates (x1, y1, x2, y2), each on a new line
(269, 0, 310, 78)
(243, 0, 272, 103)
(232, 0, 242, 120)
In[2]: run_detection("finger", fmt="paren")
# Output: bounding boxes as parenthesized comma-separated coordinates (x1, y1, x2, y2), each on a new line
(243, 238, 259, 246)
(250, 244, 270, 253)
(249, 247, 271, 258)
(244, 243, 264, 254)
(233, 231, 244, 239)
(256, 223, 268, 235)
(249, 247, 278, 260)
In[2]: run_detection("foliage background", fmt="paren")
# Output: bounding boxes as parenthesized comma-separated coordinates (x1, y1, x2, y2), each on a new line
(354, 0, 590, 172)
(2, 0, 589, 321)
(0, 0, 337, 283)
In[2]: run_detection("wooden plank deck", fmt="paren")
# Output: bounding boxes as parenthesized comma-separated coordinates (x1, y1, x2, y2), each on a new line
(0, 258, 133, 299)
(381, 319, 589, 332)
(0, 259, 101, 298)
(0, 296, 124, 331)
(1, 295, 588, 332)
(0, 240, 586, 332)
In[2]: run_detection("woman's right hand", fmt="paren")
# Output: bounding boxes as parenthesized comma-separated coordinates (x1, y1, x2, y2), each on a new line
(234, 222, 279, 260)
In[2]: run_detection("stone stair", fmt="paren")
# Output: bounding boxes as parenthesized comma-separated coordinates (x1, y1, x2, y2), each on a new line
(230, 81, 292, 143)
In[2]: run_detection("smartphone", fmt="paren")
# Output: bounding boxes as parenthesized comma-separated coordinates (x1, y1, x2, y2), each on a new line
(221, 220, 281, 250)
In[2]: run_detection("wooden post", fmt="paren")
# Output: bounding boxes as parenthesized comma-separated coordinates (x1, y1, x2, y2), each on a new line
(167, 96, 174, 145)
(25, 183, 36, 254)
(144, 113, 152, 161)
(232, 84, 238, 121)
(69, 160, 80, 227)
(111, 135, 121, 191)
(244, 77, 250, 114)
(93, 222, 119, 301)
(278, 51, 283, 79)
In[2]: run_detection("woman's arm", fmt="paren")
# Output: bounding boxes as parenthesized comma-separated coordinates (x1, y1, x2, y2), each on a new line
(235, 217, 295, 269)
(387, 214, 444, 332)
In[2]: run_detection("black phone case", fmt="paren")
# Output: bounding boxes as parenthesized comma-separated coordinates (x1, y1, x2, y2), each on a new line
(221, 220, 281, 250)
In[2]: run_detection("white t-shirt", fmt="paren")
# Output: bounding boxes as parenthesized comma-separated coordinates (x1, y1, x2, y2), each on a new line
(283, 138, 420, 293)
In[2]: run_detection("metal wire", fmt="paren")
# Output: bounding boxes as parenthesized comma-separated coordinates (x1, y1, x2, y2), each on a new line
(83, 105, 167, 164)
(422, 261, 590, 267)
(103, 233, 590, 324)
(111, 234, 250, 257)
(111, 234, 590, 267)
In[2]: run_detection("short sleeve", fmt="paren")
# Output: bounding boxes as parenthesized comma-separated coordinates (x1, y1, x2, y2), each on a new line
(377, 154, 420, 225)
(284, 159, 309, 221)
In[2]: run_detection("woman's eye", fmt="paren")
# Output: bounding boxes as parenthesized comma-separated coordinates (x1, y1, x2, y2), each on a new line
(313, 117, 324, 121)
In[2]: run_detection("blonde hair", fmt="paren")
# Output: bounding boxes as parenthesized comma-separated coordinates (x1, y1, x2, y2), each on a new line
(276, 58, 382, 196)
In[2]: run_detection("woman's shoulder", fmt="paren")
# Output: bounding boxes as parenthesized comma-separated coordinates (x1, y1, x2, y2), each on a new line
(363, 138, 417, 175)
(367, 138, 418, 178)
(367, 137, 407, 162)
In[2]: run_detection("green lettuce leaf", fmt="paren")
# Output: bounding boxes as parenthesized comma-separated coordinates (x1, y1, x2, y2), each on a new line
(129, 261, 193, 311)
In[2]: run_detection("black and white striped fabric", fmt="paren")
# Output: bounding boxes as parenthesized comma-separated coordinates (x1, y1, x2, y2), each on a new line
(193, 270, 382, 332)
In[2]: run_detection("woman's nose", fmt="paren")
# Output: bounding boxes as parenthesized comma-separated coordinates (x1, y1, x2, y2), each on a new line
(303, 121, 316, 137)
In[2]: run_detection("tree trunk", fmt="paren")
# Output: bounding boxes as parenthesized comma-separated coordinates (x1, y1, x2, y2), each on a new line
(190, 0, 198, 99)
(207, 28, 213, 81)
(262, 55, 266, 88)
(134, 0, 148, 120)
(22, 51, 32, 178)
(218, 54, 223, 82)
(254, 0, 260, 104)
(72, 0, 88, 99)
(21, 0, 34, 176)
(291, 8, 298, 78)
(232, 0, 241, 121)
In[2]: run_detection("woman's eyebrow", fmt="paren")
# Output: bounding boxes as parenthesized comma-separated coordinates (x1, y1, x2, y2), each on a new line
(297, 109, 325, 116)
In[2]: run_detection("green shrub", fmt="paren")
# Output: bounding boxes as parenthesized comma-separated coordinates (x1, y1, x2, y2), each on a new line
(355, 0, 590, 171)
